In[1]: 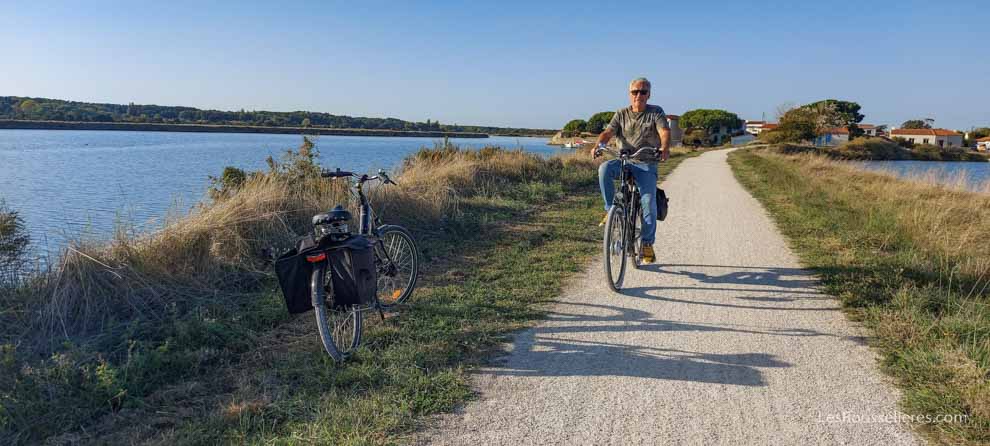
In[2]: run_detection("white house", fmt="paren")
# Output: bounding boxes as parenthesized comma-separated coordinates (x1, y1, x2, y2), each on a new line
(977, 136, 990, 152)
(889, 128, 963, 148)
(745, 120, 766, 135)
(858, 124, 881, 137)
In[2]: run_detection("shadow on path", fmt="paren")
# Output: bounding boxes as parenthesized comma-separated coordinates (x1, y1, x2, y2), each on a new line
(478, 264, 850, 387)
(480, 302, 814, 387)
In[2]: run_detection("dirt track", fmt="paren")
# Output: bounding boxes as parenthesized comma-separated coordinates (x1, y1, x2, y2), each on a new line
(417, 149, 920, 445)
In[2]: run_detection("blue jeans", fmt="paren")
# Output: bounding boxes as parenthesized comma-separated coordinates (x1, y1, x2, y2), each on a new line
(598, 159, 658, 245)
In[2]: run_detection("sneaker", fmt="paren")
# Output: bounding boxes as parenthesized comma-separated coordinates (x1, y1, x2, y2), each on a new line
(598, 213, 608, 227)
(642, 244, 655, 263)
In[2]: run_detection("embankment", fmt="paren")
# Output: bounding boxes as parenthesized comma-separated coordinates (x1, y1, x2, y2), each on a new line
(729, 148, 990, 445)
(0, 143, 703, 444)
(0, 119, 488, 138)
(0, 142, 703, 444)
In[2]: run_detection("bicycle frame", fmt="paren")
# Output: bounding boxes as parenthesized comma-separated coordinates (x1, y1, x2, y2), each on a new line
(339, 174, 409, 293)
(352, 178, 377, 237)
(616, 161, 642, 259)
(600, 147, 656, 261)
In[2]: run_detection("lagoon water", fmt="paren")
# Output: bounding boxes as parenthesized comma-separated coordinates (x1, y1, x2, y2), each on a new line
(0, 130, 557, 257)
(859, 160, 990, 192)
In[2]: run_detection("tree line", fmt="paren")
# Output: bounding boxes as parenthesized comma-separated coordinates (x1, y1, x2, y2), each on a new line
(0, 96, 555, 136)
(562, 107, 744, 145)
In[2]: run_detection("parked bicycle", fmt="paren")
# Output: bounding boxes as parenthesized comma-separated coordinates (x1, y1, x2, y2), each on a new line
(275, 168, 420, 362)
(594, 146, 664, 291)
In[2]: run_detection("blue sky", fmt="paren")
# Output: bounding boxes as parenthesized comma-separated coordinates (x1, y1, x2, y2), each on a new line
(2, 0, 987, 130)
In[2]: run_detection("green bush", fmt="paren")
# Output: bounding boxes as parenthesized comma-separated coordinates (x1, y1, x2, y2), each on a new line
(893, 137, 914, 149)
(562, 119, 587, 133)
(911, 144, 943, 161)
(759, 108, 818, 144)
(586, 111, 615, 134)
(832, 138, 910, 160)
(208, 166, 248, 200)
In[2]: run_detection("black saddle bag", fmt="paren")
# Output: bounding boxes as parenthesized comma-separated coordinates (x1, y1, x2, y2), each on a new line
(274, 235, 320, 314)
(657, 188, 669, 221)
(324, 235, 377, 309)
(274, 234, 378, 313)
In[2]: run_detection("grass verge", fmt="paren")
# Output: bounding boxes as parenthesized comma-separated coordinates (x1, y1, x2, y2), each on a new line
(728, 148, 990, 445)
(1, 143, 701, 445)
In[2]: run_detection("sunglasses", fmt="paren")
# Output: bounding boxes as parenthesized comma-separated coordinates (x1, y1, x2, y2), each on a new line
(630, 89, 650, 96)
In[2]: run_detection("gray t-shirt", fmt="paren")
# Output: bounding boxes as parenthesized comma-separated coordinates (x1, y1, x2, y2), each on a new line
(606, 104, 668, 162)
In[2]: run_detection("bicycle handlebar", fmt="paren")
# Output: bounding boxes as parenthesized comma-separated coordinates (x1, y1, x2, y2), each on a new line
(594, 146, 664, 161)
(321, 168, 398, 185)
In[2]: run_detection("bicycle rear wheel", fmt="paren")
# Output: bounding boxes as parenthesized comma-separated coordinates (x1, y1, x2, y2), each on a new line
(312, 262, 362, 362)
(373, 224, 419, 308)
(603, 204, 627, 291)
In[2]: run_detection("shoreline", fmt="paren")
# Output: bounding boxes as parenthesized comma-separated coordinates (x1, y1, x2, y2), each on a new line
(0, 119, 492, 138)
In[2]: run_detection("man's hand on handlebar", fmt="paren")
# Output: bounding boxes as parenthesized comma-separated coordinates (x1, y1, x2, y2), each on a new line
(592, 143, 606, 159)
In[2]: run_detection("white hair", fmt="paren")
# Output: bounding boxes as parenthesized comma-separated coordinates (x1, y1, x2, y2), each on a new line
(629, 77, 651, 91)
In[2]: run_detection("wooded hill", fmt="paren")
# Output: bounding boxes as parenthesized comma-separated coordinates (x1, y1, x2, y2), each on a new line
(0, 96, 555, 136)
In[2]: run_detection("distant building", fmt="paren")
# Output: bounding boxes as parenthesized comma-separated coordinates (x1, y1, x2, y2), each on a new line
(977, 136, 990, 152)
(889, 128, 963, 148)
(667, 114, 683, 147)
(745, 120, 766, 135)
(814, 128, 850, 146)
(857, 124, 882, 137)
(745, 121, 778, 135)
(674, 114, 742, 145)
(702, 120, 745, 144)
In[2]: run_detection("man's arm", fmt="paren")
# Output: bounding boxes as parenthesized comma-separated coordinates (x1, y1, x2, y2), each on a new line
(659, 127, 671, 161)
(593, 128, 615, 159)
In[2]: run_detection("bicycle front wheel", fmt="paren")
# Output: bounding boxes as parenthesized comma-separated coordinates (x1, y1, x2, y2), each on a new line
(374, 225, 420, 308)
(312, 262, 362, 362)
(631, 204, 644, 269)
(603, 204, 627, 291)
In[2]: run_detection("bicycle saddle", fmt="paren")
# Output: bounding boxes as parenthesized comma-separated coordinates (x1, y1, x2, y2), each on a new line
(313, 205, 352, 226)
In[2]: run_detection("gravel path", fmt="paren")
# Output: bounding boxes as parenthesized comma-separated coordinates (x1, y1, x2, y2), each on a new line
(417, 149, 920, 445)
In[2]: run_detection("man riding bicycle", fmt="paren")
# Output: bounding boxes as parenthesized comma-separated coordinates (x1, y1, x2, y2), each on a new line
(593, 77, 671, 263)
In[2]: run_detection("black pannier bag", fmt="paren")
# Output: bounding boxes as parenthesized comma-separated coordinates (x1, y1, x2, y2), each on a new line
(273, 235, 377, 314)
(657, 188, 669, 221)
(274, 235, 319, 314)
(324, 235, 377, 309)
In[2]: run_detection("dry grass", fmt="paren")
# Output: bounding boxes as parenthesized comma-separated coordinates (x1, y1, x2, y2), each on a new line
(5, 144, 595, 352)
(790, 154, 990, 272)
(730, 149, 990, 444)
(0, 140, 601, 444)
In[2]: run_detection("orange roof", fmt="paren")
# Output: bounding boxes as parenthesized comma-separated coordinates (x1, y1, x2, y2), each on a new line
(977, 136, 990, 142)
(762, 123, 779, 129)
(890, 128, 961, 136)
(826, 127, 850, 135)
(858, 124, 876, 129)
